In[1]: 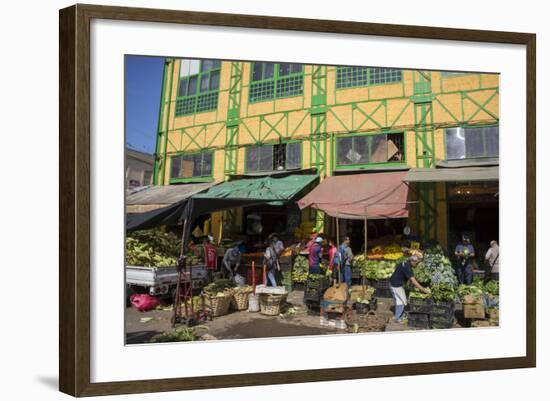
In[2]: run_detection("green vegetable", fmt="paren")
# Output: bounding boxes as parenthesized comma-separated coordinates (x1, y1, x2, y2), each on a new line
(292, 256, 309, 283)
(126, 229, 180, 267)
(409, 290, 431, 299)
(431, 283, 456, 302)
(484, 280, 499, 296)
(204, 279, 235, 296)
(150, 326, 206, 343)
(458, 284, 484, 300)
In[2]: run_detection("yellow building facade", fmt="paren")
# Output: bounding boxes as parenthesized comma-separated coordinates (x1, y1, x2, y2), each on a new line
(153, 59, 499, 250)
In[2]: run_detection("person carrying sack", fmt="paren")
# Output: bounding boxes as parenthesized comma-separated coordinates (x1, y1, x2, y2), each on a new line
(484, 240, 499, 282)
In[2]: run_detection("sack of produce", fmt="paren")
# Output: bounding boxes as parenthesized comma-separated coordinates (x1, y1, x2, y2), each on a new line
(324, 283, 348, 302)
(130, 294, 159, 312)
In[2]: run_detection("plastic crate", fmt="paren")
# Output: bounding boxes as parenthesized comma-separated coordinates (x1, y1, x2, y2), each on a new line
(375, 288, 393, 298)
(374, 279, 391, 289)
(431, 300, 454, 315)
(407, 312, 430, 329)
(306, 276, 330, 290)
(409, 297, 434, 314)
(292, 282, 305, 291)
(430, 313, 454, 329)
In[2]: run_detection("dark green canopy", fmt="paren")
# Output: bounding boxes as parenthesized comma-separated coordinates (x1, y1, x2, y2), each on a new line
(192, 174, 318, 201)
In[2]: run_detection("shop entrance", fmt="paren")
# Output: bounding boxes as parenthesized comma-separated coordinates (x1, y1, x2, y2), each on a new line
(446, 181, 499, 262)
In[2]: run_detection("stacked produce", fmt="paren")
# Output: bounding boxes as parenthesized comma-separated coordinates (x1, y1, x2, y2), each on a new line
(291, 256, 309, 283)
(351, 254, 399, 280)
(484, 280, 499, 296)
(431, 283, 456, 302)
(293, 221, 315, 241)
(458, 284, 485, 301)
(126, 229, 180, 267)
(356, 287, 376, 304)
(367, 244, 404, 260)
(203, 279, 235, 297)
(417, 246, 458, 287)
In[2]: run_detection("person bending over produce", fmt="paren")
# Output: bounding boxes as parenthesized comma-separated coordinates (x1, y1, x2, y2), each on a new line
(339, 236, 354, 287)
(455, 234, 475, 285)
(222, 243, 242, 279)
(309, 236, 323, 274)
(390, 255, 430, 322)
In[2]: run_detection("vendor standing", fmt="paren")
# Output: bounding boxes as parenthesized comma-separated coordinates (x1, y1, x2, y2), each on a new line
(390, 255, 430, 321)
(309, 236, 323, 274)
(455, 234, 475, 284)
(222, 242, 242, 279)
(339, 236, 354, 287)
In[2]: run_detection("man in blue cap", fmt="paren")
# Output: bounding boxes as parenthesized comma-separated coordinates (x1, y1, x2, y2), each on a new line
(455, 233, 475, 284)
(309, 236, 323, 274)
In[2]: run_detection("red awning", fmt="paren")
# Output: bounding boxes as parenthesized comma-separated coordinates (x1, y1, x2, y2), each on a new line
(297, 171, 409, 220)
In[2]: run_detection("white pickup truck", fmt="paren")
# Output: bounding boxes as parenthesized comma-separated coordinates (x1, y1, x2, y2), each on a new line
(126, 264, 210, 300)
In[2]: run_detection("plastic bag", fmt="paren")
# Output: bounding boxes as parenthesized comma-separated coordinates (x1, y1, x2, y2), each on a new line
(130, 293, 159, 312)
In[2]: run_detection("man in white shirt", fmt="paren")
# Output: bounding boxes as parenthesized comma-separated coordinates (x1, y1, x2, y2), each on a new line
(484, 240, 499, 281)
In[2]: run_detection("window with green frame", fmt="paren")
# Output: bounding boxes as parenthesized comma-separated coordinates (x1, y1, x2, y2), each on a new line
(249, 63, 303, 103)
(245, 142, 302, 172)
(170, 151, 213, 179)
(335, 132, 405, 167)
(336, 66, 402, 89)
(175, 59, 221, 116)
(445, 126, 499, 159)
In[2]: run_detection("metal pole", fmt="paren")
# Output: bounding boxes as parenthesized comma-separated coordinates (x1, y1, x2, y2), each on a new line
(336, 216, 340, 246)
(364, 206, 368, 256)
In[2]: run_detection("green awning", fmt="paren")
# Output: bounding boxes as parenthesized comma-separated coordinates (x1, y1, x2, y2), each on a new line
(192, 174, 319, 201)
(404, 166, 499, 183)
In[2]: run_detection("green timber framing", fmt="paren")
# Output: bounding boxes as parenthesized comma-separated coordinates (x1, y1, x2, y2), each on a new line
(153, 60, 499, 245)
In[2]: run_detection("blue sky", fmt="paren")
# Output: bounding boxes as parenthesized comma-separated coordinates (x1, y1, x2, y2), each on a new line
(125, 55, 165, 154)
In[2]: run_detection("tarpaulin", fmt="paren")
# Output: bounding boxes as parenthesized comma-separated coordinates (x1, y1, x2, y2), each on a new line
(297, 171, 409, 220)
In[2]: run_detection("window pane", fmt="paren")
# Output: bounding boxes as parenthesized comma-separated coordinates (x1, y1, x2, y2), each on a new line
(264, 63, 275, 79)
(178, 78, 188, 97)
(445, 128, 466, 159)
(252, 63, 263, 81)
(465, 127, 485, 158)
(353, 136, 369, 164)
(279, 63, 291, 76)
(337, 137, 353, 165)
(212, 60, 221, 70)
(291, 64, 302, 74)
(210, 71, 220, 90)
(201, 60, 215, 72)
(189, 60, 200, 75)
(246, 147, 259, 172)
(200, 74, 209, 93)
(181, 155, 195, 178)
(370, 135, 388, 163)
(180, 60, 191, 77)
(188, 76, 197, 95)
(192, 154, 202, 176)
(259, 145, 273, 171)
(202, 153, 213, 176)
(485, 126, 499, 157)
(286, 142, 301, 169)
(170, 156, 182, 178)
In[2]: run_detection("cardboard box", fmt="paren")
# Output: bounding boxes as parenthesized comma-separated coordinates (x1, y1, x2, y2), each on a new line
(463, 302, 486, 319)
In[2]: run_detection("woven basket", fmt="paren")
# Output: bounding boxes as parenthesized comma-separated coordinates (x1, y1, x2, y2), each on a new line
(259, 294, 285, 316)
(231, 288, 253, 311)
(204, 291, 232, 317)
(346, 310, 387, 332)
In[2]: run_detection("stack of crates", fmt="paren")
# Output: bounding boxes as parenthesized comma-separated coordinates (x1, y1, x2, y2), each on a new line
(304, 275, 330, 311)
(407, 297, 433, 329)
(430, 300, 455, 329)
(372, 279, 393, 298)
